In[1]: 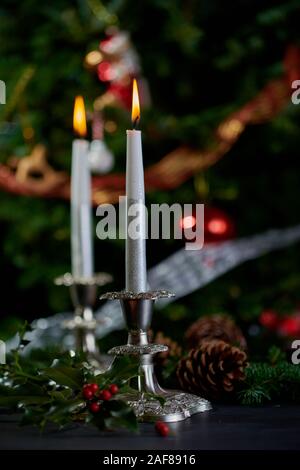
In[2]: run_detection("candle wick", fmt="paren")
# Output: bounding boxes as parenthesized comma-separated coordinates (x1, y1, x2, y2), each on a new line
(132, 116, 140, 130)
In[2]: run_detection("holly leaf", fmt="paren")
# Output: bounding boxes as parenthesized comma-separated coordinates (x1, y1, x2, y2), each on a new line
(144, 392, 166, 407)
(0, 392, 51, 406)
(45, 398, 85, 420)
(20, 398, 85, 429)
(8, 370, 47, 383)
(117, 384, 139, 395)
(104, 414, 138, 432)
(107, 399, 134, 415)
(0, 384, 51, 407)
(41, 365, 83, 389)
(81, 399, 138, 432)
(104, 399, 138, 432)
(99, 357, 139, 386)
(48, 389, 73, 401)
(20, 407, 46, 427)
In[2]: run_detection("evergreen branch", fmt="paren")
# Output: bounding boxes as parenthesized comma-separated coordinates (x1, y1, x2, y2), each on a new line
(238, 361, 300, 405)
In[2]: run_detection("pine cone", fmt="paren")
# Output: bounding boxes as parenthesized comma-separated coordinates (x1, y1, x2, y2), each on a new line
(177, 340, 248, 400)
(185, 314, 247, 350)
(153, 331, 182, 367)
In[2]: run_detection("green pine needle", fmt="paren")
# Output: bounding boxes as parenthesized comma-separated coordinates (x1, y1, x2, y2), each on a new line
(238, 361, 300, 405)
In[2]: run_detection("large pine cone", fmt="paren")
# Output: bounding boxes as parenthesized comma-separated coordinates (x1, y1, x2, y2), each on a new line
(177, 340, 248, 400)
(185, 314, 247, 350)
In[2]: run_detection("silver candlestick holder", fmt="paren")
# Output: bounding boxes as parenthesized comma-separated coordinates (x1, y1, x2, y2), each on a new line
(55, 272, 112, 370)
(100, 290, 212, 422)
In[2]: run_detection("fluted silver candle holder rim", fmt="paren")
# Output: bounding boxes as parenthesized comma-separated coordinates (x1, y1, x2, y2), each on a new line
(100, 290, 175, 300)
(55, 272, 113, 287)
(63, 316, 97, 331)
(108, 343, 168, 356)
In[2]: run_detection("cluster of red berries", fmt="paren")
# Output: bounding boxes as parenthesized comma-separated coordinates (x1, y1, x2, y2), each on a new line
(259, 309, 300, 337)
(82, 383, 119, 414)
(155, 421, 170, 437)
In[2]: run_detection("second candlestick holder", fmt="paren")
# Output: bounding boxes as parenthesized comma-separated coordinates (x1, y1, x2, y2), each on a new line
(101, 290, 212, 422)
(55, 272, 112, 371)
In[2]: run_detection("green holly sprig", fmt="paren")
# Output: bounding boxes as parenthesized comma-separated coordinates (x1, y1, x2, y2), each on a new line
(0, 324, 140, 432)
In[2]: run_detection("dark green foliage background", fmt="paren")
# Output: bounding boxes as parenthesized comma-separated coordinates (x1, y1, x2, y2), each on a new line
(0, 0, 300, 350)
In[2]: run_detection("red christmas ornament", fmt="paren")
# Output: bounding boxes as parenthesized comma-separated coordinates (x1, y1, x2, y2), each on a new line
(107, 82, 132, 109)
(179, 206, 235, 245)
(205, 207, 235, 243)
(278, 315, 300, 337)
(259, 309, 279, 330)
(208, 218, 227, 235)
(99, 37, 114, 54)
(97, 61, 116, 82)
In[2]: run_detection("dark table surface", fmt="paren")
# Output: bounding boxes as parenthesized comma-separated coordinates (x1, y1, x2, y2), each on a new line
(1, 405, 300, 450)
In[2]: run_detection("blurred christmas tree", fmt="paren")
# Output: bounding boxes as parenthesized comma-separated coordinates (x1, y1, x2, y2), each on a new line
(0, 0, 300, 355)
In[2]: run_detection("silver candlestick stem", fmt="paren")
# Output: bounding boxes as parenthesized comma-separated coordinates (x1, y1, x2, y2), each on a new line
(101, 290, 212, 422)
(55, 272, 112, 371)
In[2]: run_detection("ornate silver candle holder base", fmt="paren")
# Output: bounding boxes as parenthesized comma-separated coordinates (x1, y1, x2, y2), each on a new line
(101, 290, 212, 422)
(55, 272, 113, 371)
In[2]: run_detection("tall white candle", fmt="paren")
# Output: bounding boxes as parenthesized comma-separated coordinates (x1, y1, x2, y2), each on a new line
(71, 96, 93, 278)
(125, 80, 147, 292)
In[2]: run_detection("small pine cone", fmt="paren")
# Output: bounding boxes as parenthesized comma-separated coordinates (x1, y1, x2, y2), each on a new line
(177, 340, 248, 400)
(152, 331, 182, 367)
(185, 314, 247, 350)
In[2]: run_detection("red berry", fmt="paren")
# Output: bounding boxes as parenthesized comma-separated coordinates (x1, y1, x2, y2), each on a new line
(90, 383, 99, 394)
(89, 402, 101, 413)
(155, 421, 169, 437)
(83, 387, 93, 400)
(100, 389, 112, 401)
(109, 384, 119, 395)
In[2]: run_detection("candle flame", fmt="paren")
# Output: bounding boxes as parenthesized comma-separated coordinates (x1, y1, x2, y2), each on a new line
(73, 96, 87, 137)
(131, 79, 140, 127)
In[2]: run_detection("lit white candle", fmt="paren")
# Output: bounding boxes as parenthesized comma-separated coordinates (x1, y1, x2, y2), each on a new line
(71, 96, 93, 278)
(125, 80, 147, 292)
